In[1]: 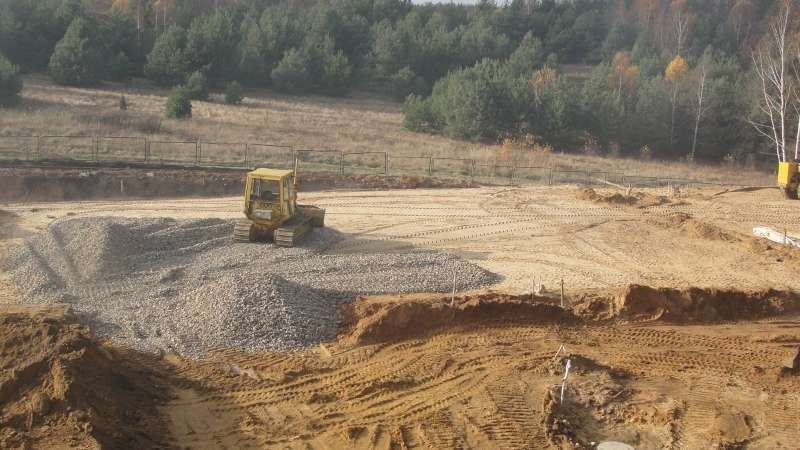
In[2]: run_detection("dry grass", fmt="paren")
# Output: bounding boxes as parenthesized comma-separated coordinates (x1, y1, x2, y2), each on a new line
(0, 74, 774, 185)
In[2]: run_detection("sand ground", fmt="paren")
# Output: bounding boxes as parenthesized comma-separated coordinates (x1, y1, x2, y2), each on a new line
(3, 184, 799, 293)
(2, 184, 799, 449)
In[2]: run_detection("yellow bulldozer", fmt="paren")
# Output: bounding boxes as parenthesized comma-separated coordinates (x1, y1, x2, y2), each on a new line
(233, 162, 325, 246)
(779, 162, 799, 199)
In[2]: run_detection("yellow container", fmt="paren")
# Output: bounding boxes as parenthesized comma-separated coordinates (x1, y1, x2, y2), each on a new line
(778, 162, 798, 186)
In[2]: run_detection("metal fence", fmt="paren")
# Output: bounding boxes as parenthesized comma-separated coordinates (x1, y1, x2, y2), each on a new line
(0, 134, 740, 188)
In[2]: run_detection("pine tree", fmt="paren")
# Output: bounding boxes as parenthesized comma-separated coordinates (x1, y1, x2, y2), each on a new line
(145, 25, 190, 86)
(0, 52, 22, 105)
(165, 85, 191, 118)
(48, 17, 104, 86)
(185, 70, 209, 101)
(271, 48, 311, 93)
(224, 81, 243, 104)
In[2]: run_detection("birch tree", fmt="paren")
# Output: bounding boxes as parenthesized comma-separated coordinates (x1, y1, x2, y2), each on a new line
(690, 62, 708, 162)
(750, 1, 798, 163)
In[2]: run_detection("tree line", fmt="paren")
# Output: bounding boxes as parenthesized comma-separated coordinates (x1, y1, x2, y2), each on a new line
(0, 0, 797, 162)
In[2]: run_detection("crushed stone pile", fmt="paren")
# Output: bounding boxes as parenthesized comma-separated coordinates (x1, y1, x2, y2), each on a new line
(5, 217, 498, 357)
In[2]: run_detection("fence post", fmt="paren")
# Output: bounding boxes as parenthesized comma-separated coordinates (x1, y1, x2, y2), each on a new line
(244, 143, 248, 167)
(470, 159, 475, 180)
(384, 152, 389, 176)
(585, 170, 590, 185)
(143, 138, 148, 163)
(510, 165, 517, 185)
(548, 167, 553, 185)
(196, 141, 200, 165)
(36, 135, 41, 160)
(93, 136, 98, 161)
(339, 152, 344, 175)
(428, 157, 433, 176)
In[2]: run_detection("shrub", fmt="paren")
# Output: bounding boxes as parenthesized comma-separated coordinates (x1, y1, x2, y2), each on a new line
(185, 71, 209, 101)
(48, 18, 104, 86)
(402, 94, 432, 131)
(224, 81, 243, 104)
(165, 85, 192, 119)
(0, 53, 23, 106)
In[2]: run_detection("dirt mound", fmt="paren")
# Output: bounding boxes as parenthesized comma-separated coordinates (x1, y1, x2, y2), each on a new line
(0, 305, 169, 449)
(611, 285, 800, 322)
(340, 293, 573, 346)
(576, 187, 669, 208)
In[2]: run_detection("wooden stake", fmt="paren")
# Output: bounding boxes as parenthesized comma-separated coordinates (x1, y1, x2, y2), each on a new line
(560, 278, 565, 308)
(451, 268, 456, 307)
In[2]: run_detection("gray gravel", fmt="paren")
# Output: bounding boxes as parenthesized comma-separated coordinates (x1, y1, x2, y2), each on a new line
(5, 216, 498, 357)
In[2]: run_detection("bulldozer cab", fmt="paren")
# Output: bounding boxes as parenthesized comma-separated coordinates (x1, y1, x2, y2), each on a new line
(243, 168, 296, 224)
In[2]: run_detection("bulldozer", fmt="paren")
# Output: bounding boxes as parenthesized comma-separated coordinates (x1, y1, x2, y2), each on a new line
(233, 162, 325, 246)
(778, 161, 799, 199)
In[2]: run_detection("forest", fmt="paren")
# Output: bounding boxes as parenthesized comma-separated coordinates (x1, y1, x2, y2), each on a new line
(0, 0, 797, 162)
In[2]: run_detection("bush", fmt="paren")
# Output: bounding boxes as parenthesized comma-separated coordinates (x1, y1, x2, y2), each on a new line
(185, 71, 209, 101)
(224, 81, 243, 104)
(403, 94, 433, 131)
(165, 85, 192, 119)
(48, 18, 104, 86)
(0, 53, 23, 106)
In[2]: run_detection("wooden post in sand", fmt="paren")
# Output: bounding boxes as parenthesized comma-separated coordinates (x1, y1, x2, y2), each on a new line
(451, 269, 456, 307)
(560, 278, 565, 308)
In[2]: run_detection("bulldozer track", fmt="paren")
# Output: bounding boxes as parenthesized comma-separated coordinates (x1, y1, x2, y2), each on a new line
(160, 317, 800, 449)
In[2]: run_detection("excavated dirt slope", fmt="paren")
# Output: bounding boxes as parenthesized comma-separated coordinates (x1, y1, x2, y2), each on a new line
(160, 290, 800, 449)
(1, 289, 799, 449)
(0, 305, 170, 449)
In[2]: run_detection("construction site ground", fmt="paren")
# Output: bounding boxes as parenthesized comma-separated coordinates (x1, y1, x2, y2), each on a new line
(2, 184, 800, 449)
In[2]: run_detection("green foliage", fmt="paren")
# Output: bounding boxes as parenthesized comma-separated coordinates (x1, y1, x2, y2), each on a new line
(402, 94, 432, 131)
(48, 17, 103, 86)
(145, 26, 190, 86)
(110, 52, 134, 82)
(314, 36, 353, 95)
(185, 11, 237, 82)
(506, 32, 544, 78)
(165, 85, 192, 119)
(224, 80, 243, 104)
(237, 15, 267, 85)
(185, 71, 209, 101)
(389, 66, 426, 100)
(0, 52, 22, 105)
(0, 0, 790, 162)
(427, 59, 518, 140)
(271, 48, 312, 93)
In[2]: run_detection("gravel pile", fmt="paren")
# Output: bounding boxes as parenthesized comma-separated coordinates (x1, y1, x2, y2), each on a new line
(5, 216, 498, 357)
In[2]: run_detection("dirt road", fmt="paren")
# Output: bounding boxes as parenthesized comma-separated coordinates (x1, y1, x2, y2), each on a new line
(3, 185, 799, 293)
